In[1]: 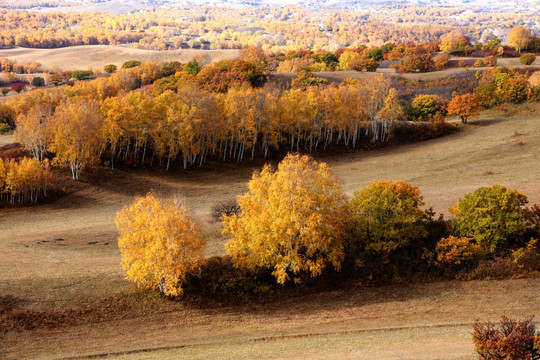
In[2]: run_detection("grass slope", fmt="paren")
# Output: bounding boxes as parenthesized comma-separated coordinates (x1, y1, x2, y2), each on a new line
(0, 103, 539, 359)
(0, 46, 239, 71)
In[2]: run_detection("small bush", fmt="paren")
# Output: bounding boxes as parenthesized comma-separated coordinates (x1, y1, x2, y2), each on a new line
(512, 238, 540, 271)
(210, 198, 240, 223)
(519, 53, 536, 66)
(483, 55, 498, 67)
(30, 76, 44, 87)
(10, 82, 25, 93)
(436, 236, 481, 267)
(71, 70, 93, 81)
(472, 316, 540, 360)
(121, 60, 142, 69)
(473, 59, 485, 67)
(184, 255, 274, 299)
(0, 123, 12, 134)
(104, 64, 118, 73)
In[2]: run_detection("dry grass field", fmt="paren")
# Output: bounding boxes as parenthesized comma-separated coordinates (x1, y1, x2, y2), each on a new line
(0, 46, 240, 71)
(1, 103, 539, 359)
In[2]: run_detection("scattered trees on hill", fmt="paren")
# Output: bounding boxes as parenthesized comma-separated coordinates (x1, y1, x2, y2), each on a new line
(223, 154, 347, 284)
(116, 193, 205, 296)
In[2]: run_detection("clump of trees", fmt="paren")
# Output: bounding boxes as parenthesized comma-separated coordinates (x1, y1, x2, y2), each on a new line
(474, 67, 532, 108)
(0, 157, 51, 204)
(473, 316, 540, 360)
(8, 71, 414, 179)
(117, 154, 540, 297)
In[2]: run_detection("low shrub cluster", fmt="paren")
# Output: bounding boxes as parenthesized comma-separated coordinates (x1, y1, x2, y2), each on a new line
(473, 316, 540, 360)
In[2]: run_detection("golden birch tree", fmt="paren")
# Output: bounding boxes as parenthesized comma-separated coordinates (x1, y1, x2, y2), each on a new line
(223, 153, 347, 284)
(50, 97, 104, 180)
(116, 193, 205, 296)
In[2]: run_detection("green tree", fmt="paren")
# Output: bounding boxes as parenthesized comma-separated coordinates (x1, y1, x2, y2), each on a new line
(104, 64, 118, 73)
(72, 70, 93, 81)
(348, 180, 428, 264)
(519, 53, 536, 66)
(183, 59, 201, 76)
(223, 154, 347, 284)
(31, 76, 44, 87)
(121, 60, 142, 69)
(450, 185, 528, 252)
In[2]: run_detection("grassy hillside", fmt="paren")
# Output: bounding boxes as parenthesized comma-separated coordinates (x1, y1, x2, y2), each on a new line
(0, 46, 240, 71)
(1, 103, 539, 359)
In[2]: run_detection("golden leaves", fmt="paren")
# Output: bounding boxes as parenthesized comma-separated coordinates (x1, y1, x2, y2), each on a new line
(223, 153, 346, 284)
(116, 193, 205, 296)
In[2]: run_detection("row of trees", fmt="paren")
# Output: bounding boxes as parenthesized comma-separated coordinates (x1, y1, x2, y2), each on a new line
(0, 156, 50, 204)
(11, 74, 406, 179)
(117, 154, 540, 296)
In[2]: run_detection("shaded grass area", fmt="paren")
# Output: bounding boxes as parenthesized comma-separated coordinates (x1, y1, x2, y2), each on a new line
(2, 278, 539, 359)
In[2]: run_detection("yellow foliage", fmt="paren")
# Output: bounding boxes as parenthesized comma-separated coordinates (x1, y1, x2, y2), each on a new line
(50, 97, 104, 180)
(0, 157, 51, 204)
(436, 236, 481, 266)
(116, 193, 205, 296)
(223, 153, 347, 284)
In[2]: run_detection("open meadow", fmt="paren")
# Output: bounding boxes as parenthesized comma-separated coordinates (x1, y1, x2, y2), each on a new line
(0, 46, 240, 71)
(1, 102, 539, 359)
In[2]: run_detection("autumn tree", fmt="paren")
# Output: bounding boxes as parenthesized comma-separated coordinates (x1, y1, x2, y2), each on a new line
(50, 97, 104, 180)
(447, 93, 481, 123)
(433, 53, 450, 69)
(401, 54, 433, 72)
(508, 26, 531, 53)
(338, 50, 363, 70)
(473, 316, 540, 360)
(10, 82, 25, 93)
(348, 180, 428, 267)
(14, 104, 55, 162)
(435, 236, 481, 269)
(451, 185, 528, 252)
(519, 53, 536, 66)
(116, 193, 205, 296)
(104, 64, 117, 73)
(223, 154, 347, 284)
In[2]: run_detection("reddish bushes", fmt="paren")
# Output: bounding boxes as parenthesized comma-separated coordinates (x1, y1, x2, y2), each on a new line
(473, 316, 540, 360)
